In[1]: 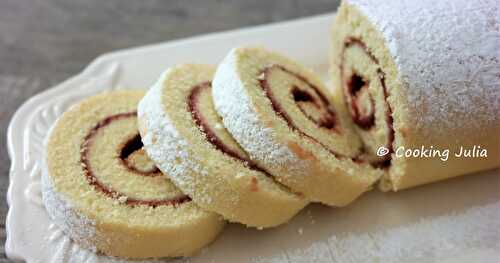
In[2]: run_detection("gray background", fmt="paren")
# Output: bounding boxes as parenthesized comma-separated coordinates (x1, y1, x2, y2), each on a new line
(0, 0, 340, 260)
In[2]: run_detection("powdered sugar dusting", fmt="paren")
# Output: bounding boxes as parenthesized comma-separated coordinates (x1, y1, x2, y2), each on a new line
(138, 71, 213, 204)
(41, 164, 99, 254)
(349, 0, 500, 134)
(46, 221, 171, 263)
(42, 130, 186, 262)
(212, 48, 306, 175)
(253, 201, 500, 263)
(139, 65, 309, 228)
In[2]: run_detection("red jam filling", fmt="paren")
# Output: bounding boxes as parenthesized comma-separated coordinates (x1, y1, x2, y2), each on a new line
(81, 112, 190, 207)
(342, 37, 395, 167)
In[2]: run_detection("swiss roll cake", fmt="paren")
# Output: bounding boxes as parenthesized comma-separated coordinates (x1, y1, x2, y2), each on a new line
(331, 0, 500, 190)
(42, 90, 224, 259)
(138, 64, 307, 228)
(212, 47, 385, 206)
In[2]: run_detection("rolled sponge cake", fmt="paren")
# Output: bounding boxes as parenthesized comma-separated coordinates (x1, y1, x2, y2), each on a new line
(212, 47, 385, 206)
(331, 0, 500, 190)
(42, 90, 224, 259)
(138, 64, 307, 228)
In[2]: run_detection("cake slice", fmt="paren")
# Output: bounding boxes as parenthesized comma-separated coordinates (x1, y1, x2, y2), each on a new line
(212, 47, 385, 206)
(138, 64, 307, 228)
(42, 90, 224, 259)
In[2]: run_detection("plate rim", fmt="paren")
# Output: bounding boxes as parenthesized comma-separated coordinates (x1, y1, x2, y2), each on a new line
(5, 10, 500, 262)
(5, 12, 334, 261)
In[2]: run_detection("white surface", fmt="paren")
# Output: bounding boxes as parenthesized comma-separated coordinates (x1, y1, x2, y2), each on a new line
(6, 13, 500, 263)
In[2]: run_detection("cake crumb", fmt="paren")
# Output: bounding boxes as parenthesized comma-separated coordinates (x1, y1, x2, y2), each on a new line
(117, 195, 128, 204)
(257, 72, 266, 80)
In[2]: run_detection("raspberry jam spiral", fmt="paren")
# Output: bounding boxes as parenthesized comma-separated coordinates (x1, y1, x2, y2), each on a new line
(81, 112, 190, 207)
(341, 37, 395, 165)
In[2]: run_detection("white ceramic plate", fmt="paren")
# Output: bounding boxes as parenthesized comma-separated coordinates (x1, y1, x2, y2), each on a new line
(6, 13, 500, 263)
